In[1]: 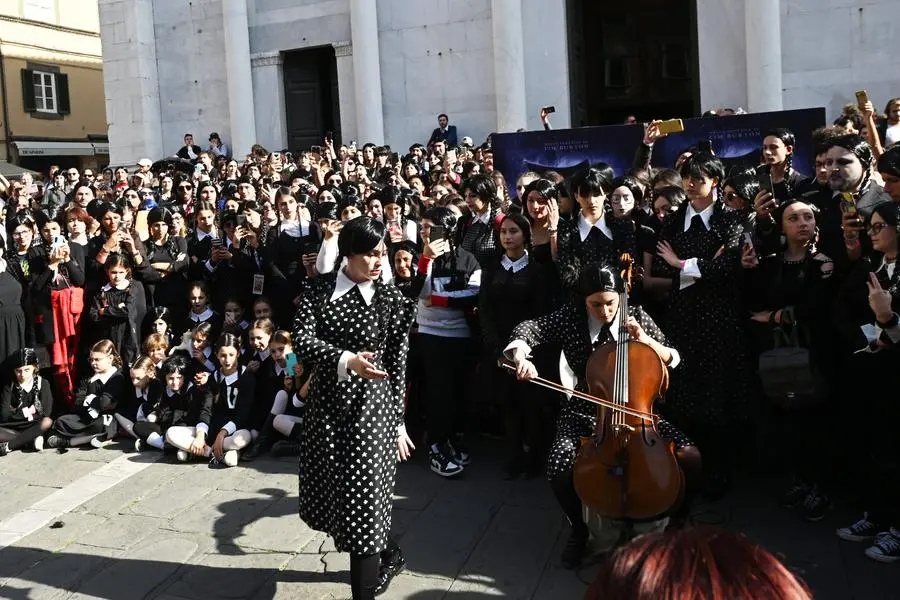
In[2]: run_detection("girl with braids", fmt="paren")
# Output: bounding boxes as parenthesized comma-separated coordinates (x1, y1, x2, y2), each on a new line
(264, 188, 322, 324)
(200, 333, 255, 466)
(292, 216, 416, 600)
(457, 173, 504, 268)
(47, 340, 126, 449)
(743, 198, 837, 521)
(757, 128, 805, 204)
(0, 349, 54, 456)
(141, 207, 189, 319)
(110, 355, 163, 451)
(653, 151, 752, 497)
(89, 254, 141, 366)
(411, 206, 481, 477)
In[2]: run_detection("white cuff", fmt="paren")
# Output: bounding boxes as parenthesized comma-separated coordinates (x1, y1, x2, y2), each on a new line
(196, 422, 209, 436)
(397, 423, 407, 437)
(88, 408, 99, 419)
(204, 259, 216, 272)
(678, 258, 700, 290)
(316, 238, 339, 274)
(337, 351, 354, 382)
(503, 340, 532, 362)
(665, 348, 681, 369)
(292, 393, 305, 408)
(222, 421, 237, 436)
(861, 324, 878, 344)
(83, 393, 97, 407)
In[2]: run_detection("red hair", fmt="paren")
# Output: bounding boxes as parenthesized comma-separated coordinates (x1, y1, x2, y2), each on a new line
(586, 527, 811, 600)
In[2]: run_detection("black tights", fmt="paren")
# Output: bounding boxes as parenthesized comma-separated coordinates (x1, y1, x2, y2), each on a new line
(549, 471, 587, 537)
(0, 421, 52, 451)
(349, 537, 401, 600)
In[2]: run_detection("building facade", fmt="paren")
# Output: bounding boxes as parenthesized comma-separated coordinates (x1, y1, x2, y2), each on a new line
(98, 0, 898, 167)
(0, 0, 108, 175)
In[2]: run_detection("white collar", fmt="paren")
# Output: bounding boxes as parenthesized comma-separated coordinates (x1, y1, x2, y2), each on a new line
(588, 309, 621, 346)
(135, 386, 146, 399)
(90, 368, 118, 385)
(577, 212, 613, 242)
(501, 252, 529, 273)
(684, 202, 715, 232)
(877, 256, 897, 280)
(239, 320, 249, 331)
(280, 220, 308, 238)
(330, 268, 376, 306)
(473, 209, 491, 225)
(202, 345, 213, 358)
(219, 369, 240, 385)
(196, 229, 212, 241)
(190, 307, 214, 322)
(274, 362, 287, 376)
(256, 348, 271, 362)
(20, 378, 35, 393)
(102, 281, 130, 292)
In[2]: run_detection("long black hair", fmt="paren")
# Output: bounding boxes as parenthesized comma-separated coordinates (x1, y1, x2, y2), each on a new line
(500, 213, 533, 252)
(763, 128, 797, 198)
(679, 152, 725, 201)
(821, 134, 875, 195)
(147, 206, 181, 258)
(577, 263, 624, 297)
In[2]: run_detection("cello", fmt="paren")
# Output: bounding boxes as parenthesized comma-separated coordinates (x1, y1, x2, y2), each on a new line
(573, 254, 684, 521)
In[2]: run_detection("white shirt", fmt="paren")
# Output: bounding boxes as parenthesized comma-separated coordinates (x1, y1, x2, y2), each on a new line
(473, 209, 491, 226)
(683, 201, 714, 232)
(189, 307, 214, 323)
(577, 212, 613, 243)
(500, 252, 529, 273)
(330, 268, 376, 306)
(885, 123, 900, 147)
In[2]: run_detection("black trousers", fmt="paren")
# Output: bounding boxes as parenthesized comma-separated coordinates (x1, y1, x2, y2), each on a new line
(0, 422, 48, 451)
(418, 333, 474, 446)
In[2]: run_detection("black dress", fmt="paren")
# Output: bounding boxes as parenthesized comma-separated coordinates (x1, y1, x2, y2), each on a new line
(0, 376, 53, 432)
(139, 236, 189, 317)
(556, 213, 636, 296)
(653, 202, 753, 432)
(53, 369, 126, 438)
(506, 301, 691, 479)
(292, 272, 416, 555)
(264, 222, 323, 324)
(0, 270, 26, 368)
(88, 283, 141, 366)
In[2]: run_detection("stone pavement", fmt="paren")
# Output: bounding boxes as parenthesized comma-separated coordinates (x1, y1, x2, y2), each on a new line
(1, 438, 899, 599)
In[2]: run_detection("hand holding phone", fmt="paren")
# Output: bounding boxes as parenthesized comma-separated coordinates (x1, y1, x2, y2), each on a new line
(855, 90, 870, 109)
(656, 119, 684, 135)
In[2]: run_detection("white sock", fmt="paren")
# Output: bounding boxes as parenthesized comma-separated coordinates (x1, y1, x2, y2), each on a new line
(147, 432, 164, 450)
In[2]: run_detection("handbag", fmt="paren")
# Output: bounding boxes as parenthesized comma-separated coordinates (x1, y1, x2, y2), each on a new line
(758, 323, 817, 409)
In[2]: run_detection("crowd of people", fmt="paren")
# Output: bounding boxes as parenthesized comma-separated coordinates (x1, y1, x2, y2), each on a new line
(0, 98, 899, 597)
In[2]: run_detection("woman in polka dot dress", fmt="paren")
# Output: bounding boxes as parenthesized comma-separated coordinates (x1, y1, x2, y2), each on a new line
(292, 217, 417, 600)
(653, 152, 754, 495)
(505, 263, 698, 570)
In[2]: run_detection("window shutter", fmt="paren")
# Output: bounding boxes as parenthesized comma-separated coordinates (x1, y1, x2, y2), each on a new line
(21, 69, 36, 112)
(56, 73, 70, 115)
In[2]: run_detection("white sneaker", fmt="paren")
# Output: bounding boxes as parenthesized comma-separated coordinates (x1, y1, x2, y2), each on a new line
(176, 450, 190, 462)
(134, 439, 143, 452)
(89, 437, 111, 449)
(223, 450, 239, 467)
(33, 436, 44, 451)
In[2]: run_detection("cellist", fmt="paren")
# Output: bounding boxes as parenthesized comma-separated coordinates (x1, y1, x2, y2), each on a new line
(504, 263, 696, 569)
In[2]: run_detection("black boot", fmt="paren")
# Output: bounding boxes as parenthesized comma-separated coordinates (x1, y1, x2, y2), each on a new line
(560, 526, 589, 570)
(550, 471, 590, 569)
(374, 540, 406, 595)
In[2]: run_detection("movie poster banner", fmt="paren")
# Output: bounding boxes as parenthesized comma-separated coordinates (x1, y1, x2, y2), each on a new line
(492, 108, 826, 194)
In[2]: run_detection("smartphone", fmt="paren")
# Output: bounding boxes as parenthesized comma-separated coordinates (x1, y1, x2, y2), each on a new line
(855, 90, 869, 108)
(349, 139, 357, 148)
(840, 191, 857, 215)
(117, 221, 128, 232)
(301, 237, 319, 256)
(325, 131, 333, 141)
(236, 214, 248, 229)
(541, 105, 556, 114)
(698, 139, 713, 153)
(310, 145, 322, 154)
(657, 118, 684, 135)
(429, 224, 445, 243)
(211, 237, 224, 249)
(390, 152, 400, 163)
(51, 235, 65, 251)
(284, 352, 299, 375)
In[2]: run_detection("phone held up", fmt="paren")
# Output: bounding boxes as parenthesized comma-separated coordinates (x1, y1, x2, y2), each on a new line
(541, 105, 556, 114)
(656, 119, 684, 135)
(855, 90, 869, 108)
(429, 225, 446, 244)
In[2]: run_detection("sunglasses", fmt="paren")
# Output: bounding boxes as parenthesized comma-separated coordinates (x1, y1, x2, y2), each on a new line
(179, 185, 193, 190)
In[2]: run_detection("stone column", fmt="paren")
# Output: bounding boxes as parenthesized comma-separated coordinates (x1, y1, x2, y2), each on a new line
(491, 0, 528, 133)
(222, 0, 258, 156)
(251, 52, 287, 151)
(98, 0, 164, 165)
(333, 42, 358, 145)
(744, 0, 783, 112)
(349, 1, 384, 143)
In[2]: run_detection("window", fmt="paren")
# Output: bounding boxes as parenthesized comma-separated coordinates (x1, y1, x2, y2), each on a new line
(23, 0, 56, 23)
(33, 71, 57, 113)
(21, 67, 70, 117)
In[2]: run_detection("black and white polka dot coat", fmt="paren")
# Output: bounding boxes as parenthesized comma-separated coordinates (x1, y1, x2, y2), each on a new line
(292, 273, 416, 555)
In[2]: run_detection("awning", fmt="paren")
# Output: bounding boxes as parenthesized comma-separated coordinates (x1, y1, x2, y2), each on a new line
(13, 141, 98, 157)
(93, 142, 109, 155)
(0, 161, 41, 179)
